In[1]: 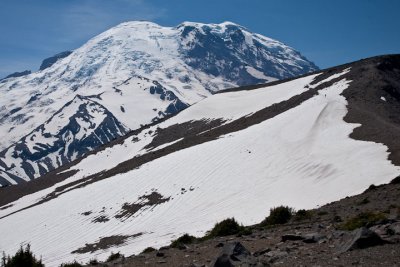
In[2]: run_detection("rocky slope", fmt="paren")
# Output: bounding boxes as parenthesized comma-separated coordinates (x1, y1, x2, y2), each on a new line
(0, 21, 318, 185)
(96, 177, 400, 267)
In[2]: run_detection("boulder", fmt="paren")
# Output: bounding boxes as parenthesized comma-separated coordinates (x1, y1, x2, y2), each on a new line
(281, 234, 304, 242)
(370, 221, 400, 243)
(388, 221, 400, 235)
(339, 227, 387, 252)
(265, 250, 289, 264)
(302, 233, 327, 243)
(212, 242, 267, 267)
(253, 248, 271, 257)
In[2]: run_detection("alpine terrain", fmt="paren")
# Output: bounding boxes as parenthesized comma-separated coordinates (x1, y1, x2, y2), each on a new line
(0, 21, 318, 186)
(0, 55, 399, 266)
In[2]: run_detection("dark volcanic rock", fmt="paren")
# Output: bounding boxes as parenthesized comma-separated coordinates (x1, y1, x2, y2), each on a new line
(265, 250, 289, 264)
(370, 221, 400, 244)
(178, 22, 318, 86)
(281, 234, 304, 242)
(39, 51, 72, 70)
(253, 248, 271, 257)
(1, 70, 31, 81)
(212, 242, 263, 267)
(156, 251, 165, 257)
(340, 227, 387, 252)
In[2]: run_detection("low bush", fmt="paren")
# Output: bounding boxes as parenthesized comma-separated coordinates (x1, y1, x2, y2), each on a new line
(1, 245, 44, 267)
(261, 206, 294, 226)
(170, 234, 197, 248)
(59, 261, 83, 267)
(339, 212, 387, 231)
(365, 184, 378, 192)
(141, 247, 156, 254)
(293, 209, 313, 221)
(106, 252, 123, 262)
(204, 218, 250, 239)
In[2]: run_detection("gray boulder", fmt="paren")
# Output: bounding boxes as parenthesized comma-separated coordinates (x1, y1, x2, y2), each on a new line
(339, 227, 387, 252)
(302, 232, 327, 243)
(370, 221, 400, 243)
(212, 242, 267, 267)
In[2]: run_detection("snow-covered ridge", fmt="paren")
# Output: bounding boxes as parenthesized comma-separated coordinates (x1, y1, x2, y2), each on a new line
(0, 21, 318, 184)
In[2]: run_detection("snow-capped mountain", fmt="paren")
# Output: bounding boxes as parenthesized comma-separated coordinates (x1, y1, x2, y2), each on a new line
(0, 55, 399, 266)
(0, 21, 318, 185)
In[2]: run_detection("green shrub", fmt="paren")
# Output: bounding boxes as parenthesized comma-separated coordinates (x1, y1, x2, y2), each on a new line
(339, 212, 387, 231)
(205, 218, 246, 238)
(141, 247, 156, 254)
(59, 261, 83, 267)
(293, 209, 313, 221)
(261, 206, 294, 226)
(106, 252, 122, 262)
(170, 234, 197, 248)
(1, 245, 44, 267)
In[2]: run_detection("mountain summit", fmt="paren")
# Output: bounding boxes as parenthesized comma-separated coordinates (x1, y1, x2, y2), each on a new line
(0, 21, 318, 185)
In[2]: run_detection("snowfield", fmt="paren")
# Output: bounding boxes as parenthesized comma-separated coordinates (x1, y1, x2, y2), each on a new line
(0, 69, 398, 266)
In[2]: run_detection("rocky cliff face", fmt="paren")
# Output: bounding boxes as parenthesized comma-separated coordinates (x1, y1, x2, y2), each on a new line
(39, 51, 73, 70)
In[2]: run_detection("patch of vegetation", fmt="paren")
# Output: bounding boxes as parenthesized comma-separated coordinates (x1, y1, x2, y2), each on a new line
(261, 206, 294, 226)
(317, 211, 328, 216)
(293, 209, 313, 221)
(365, 184, 378, 192)
(339, 212, 387, 231)
(59, 261, 83, 267)
(203, 218, 250, 239)
(106, 252, 123, 262)
(1, 245, 44, 267)
(141, 247, 156, 254)
(357, 198, 370, 205)
(170, 234, 197, 248)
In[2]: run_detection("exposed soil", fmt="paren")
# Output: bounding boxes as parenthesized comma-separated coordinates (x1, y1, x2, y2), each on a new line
(72, 233, 143, 254)
(92, 215, 110, 223)
(341, 55, 400, 165)
(115, 191, 170, 220)
(143, 119, 225, 150)
(86, 179, 400, 267)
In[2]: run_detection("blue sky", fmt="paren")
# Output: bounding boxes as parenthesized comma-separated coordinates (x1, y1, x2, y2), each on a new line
(0, 0, 399, 78)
